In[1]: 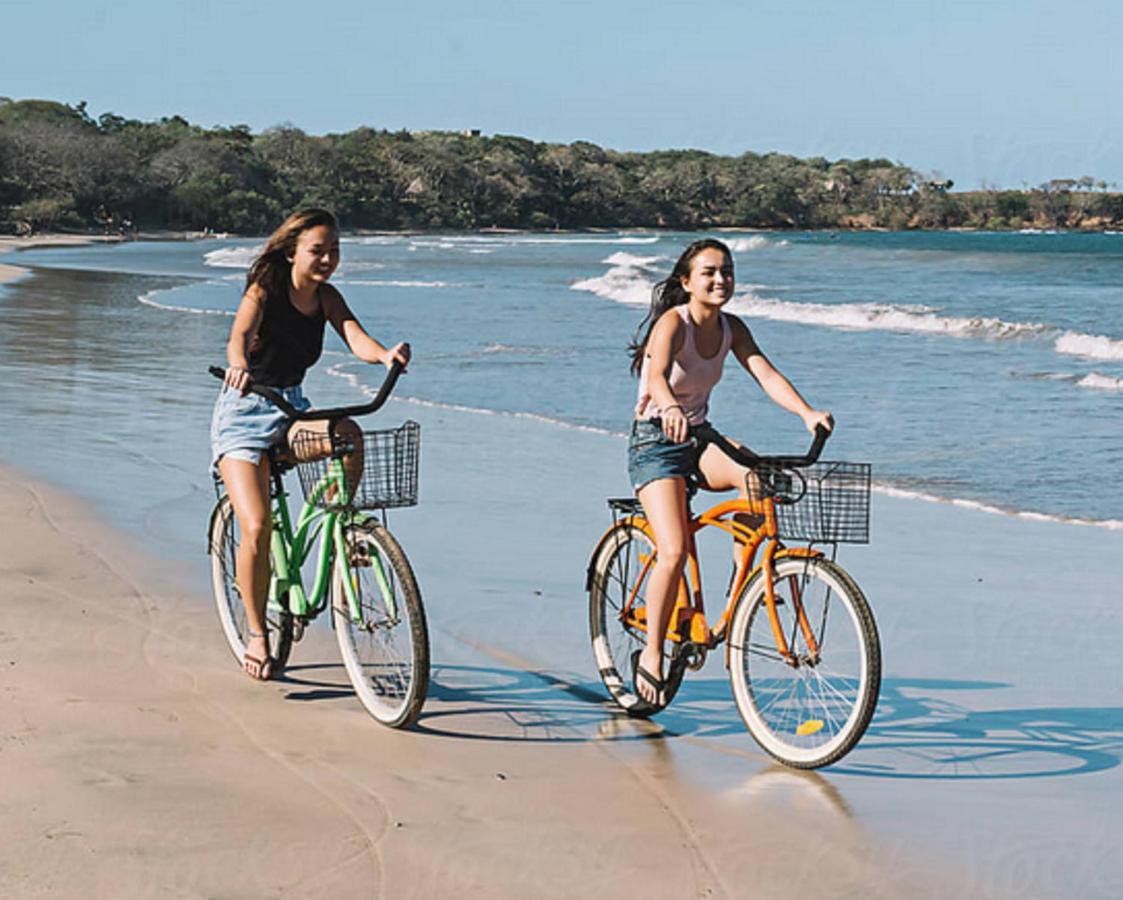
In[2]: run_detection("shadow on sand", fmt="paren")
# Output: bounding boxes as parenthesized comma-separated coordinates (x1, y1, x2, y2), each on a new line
(277, 661, 1123, 779)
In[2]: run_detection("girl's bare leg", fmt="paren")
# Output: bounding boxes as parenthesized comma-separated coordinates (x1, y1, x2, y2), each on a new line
(699, 444, 762, 554)
(288, 417, 364, 496)
(635, 476, 690, 705)
(218, 455, 273, 679)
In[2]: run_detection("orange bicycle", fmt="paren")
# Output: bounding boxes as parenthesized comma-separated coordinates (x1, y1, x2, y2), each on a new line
(586, 425, 879, 769)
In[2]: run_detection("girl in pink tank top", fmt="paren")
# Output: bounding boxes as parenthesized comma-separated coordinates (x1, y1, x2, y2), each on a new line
(625, 239, 834, 710)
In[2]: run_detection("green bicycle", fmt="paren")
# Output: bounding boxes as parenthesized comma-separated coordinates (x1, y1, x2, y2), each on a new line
(207, 362, 429, 728)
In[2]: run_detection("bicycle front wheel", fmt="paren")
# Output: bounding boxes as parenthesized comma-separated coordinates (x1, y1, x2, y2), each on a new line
(332, 520, 429, 728)
(728, 555, 880, 769)
(208, 495, 293, 671)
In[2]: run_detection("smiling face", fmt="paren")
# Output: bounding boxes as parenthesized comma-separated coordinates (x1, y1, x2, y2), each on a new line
(680, 247, 734, 307)
(289, 224, 340, 286)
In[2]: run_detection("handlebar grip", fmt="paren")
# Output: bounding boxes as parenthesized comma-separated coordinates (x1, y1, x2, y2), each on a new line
(807, 424, 830, 463)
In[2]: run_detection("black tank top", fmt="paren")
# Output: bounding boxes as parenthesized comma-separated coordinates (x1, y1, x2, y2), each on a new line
(247, 286, 326, 388)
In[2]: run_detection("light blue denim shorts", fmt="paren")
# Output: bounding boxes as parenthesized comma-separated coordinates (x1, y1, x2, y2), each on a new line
(210, 384, 311, 469)
(626, 418, 703, 492)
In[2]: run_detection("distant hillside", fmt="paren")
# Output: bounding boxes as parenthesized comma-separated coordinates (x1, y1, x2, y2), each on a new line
(2, 98, 1120, 234)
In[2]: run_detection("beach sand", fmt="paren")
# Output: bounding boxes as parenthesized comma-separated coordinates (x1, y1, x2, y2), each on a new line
(2, 388, 1121, 897)
(0, 464, 967, 900)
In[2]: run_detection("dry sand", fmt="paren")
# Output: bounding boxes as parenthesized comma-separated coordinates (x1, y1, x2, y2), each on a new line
(0, 465, 981, 900)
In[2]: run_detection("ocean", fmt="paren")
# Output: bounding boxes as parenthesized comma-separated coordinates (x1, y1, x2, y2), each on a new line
(3, 229, 1122, 548)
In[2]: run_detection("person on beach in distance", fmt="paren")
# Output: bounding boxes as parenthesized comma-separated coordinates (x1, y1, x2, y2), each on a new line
(210, 208, 410, 680)
(627, 238, 832, 709)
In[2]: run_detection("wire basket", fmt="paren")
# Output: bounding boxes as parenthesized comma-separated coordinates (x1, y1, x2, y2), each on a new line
(769, 460, 871, 544)
(294, 420, 420, 510)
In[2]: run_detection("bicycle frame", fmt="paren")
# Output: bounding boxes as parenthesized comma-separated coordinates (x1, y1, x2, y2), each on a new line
(266, 456, 398, 625)
(613, 493, 824, 667)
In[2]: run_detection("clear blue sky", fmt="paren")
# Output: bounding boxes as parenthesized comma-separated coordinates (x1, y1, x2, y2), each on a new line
(4, 0, 1121, 188)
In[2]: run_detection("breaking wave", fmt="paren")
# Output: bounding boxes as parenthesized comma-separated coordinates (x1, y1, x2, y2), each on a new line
(726, 295, 1051, 340)
(202, 246, 261, 269)
(1054, 331, 1123, 361)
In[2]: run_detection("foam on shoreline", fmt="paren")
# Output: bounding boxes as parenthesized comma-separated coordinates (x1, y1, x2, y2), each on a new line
(0, 263, 30, 285)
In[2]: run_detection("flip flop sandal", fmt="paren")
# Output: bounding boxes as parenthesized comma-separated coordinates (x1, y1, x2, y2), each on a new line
(243, 630, 273, 681)
(630, 649, 667, 714)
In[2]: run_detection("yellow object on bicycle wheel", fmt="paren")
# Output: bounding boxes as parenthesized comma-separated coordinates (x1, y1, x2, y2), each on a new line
(796, 719, 825, 736)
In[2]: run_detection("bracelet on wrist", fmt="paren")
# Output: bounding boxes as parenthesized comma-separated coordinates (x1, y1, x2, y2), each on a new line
(664, 403, 683, 413)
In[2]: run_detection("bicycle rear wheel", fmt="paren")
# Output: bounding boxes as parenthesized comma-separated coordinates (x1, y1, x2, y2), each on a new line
(208, 495, 294, 672)
(588, 521, 683, 717)
(332, 520, 429, 728)
(728, 555, 880, 768)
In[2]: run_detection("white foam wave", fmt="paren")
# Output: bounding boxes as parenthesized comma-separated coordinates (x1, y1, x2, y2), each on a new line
(203, 245, 261, 269)
(478, 342, 576, 358)
(354, 236, 405, 245)
(570, 251, 666, 306)
(875, 483, 1123, 531)
(571, 270, 653, 307)
(726, 236, 789, 252)
(602, 251, 667, 271)
(1054, 331, 1123, 361)
(322, 363, 624, 437)
(337, 279, 454, 288)
(727, 295, 1050, 340)
(407, 233, 660, 247)
(137, 289, 234, 317)
(1077, 372, 1123, 392)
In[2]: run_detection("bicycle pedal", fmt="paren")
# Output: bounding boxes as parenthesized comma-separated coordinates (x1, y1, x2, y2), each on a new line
(292, 619, 306, 643)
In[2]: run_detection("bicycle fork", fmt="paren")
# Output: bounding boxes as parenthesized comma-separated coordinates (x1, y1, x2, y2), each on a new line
(334, 516, 399, 626)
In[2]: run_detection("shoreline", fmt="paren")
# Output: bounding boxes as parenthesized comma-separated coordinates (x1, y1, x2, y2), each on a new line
(0, 263, 29, 284)
(4, 223, 1123, 255)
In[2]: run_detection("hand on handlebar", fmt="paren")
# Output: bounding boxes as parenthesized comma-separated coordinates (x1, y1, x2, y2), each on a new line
(384, 342, 410, 372)
(802, 409, 834, 435)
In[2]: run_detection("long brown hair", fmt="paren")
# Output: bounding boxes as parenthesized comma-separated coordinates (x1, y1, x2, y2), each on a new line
(245, 208, 339, 299)
(628, 238, 733, 376)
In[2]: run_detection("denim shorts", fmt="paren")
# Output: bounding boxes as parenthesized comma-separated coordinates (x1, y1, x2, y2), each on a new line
(626, 418, 703, 492)
(210, 383, 311, 469)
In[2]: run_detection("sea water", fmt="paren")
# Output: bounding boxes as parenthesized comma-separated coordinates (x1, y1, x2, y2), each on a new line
(4, 229, 1122, 540)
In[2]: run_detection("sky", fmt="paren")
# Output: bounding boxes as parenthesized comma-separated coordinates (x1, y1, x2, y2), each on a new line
(3, 0, 1121, 188)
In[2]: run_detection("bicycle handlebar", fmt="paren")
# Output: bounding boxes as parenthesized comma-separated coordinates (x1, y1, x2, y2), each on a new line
(208, 361, 405, 421)
(691, 422, 831, 469)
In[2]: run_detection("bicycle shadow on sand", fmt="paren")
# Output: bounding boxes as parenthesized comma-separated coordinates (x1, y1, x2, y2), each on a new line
(662, 675, 1123, 780)
(278, 662, 1123, 779)
(833, 677, 1123, 780)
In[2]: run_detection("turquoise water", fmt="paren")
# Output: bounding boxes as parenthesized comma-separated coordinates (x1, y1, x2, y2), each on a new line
(4, 229, 1123, 540)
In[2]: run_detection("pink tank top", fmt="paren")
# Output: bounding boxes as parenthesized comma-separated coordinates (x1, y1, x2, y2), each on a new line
(635, 305, 733, 425)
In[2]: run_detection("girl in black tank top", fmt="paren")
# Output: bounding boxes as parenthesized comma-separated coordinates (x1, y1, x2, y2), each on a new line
(246, 284, 326, 388)
(210, 209, 412, 681)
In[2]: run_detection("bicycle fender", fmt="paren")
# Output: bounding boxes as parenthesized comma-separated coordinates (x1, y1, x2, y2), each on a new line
(584, 516, 650, 593)
(206, 497, 227, 555)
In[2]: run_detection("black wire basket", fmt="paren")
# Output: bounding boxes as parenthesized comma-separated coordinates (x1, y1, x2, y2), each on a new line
(767, 460, 871, 544)
(294, 420, 420, 510)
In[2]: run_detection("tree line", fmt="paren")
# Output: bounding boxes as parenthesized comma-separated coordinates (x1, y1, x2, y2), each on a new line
(2, 98, 1121, 235)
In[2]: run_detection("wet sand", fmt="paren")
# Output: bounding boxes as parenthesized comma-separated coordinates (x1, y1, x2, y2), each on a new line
(0, 465, 982, 899)
(3, 388, 1121, 896)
